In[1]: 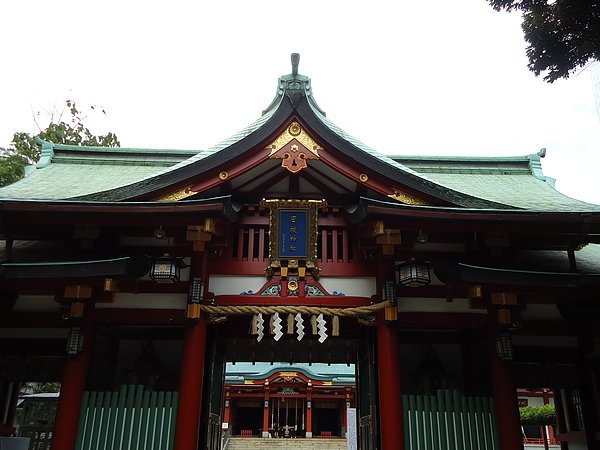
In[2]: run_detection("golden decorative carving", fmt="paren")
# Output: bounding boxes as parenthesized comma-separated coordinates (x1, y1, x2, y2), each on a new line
(266, 121, 323, 173)
(388, 188, 429, 206)
(288, 279, 299, 292)
(359, 173, 369, 182)
(219, 171, 228, 180)
(154, 186, 195, 202)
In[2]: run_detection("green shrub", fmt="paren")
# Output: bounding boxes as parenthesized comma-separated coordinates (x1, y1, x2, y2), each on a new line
(519, 404, 556, 426)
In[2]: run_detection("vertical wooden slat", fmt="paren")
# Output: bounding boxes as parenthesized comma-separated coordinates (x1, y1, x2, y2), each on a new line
(489, 398, 500, 450)
(113, 385, 128, 450)
(75, 391, 90, 450)
(82, 392, 97, 450)
(424, 395, 432, 450)
(321, 230, 327, 263)
(105, 391, 119, 450)
(482, 397, 493, 450)
(403, 395, 410, 450)
(155, 392, 165, 450)
(139, 391, 150, 449)
(148, 391, 158, 450)
(95, 391, 111, 450)
(475, 397, 485, 450)
(445, 390, 455, 450)
(453, 390, 464, 450)
(467, 396, 478, 450)
(236, 227, 244, 261)
(431, 395, 440, 450)
(332, 229, 339, 263)
(409, 395, 418, 450)
(160, 392, 172, 450)
(129, 385, 144, 450)
(248, 228, 255, 262)
(342, 229, 349, 263)
(258, 228, 265, 263)
(416, 396, 425, 450)
(121, 385, 136, 449)
(92, 391, 105, 450)
(168, 392, 178, 450)
(437, 390, 448, 450)
(461, 397, 472, 450)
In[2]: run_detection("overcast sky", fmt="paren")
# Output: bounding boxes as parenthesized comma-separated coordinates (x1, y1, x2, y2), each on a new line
(1, 0, 599, 204)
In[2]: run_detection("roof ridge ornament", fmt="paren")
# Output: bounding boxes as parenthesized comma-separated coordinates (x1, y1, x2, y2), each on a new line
(291, 53, 300, 77)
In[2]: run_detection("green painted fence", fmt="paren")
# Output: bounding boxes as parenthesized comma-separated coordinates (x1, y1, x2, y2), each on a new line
(403, 389, 500, 450)
(75, 385, 178, 450)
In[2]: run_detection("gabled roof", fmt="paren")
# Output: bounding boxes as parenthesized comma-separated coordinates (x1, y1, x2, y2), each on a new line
(0, 55, 597, 213)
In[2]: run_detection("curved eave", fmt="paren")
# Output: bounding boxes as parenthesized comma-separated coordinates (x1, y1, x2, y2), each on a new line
(0, 195, 233, 216)
(1, 256, 150, 279)
(230, 367, 349, 383)
(294, 100, 510, 209)
(71, 93, 508, 209)
(434, 262, 600, 287)
(349, 197, 600, 230)
(72, 100, 295, 202)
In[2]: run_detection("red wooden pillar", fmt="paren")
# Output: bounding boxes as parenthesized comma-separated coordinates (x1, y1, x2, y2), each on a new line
(306, 389, 313, 438)
(223, 389, 231, 425)
(51, 303, 95, 450)
(340, 400, 347, 437)
(376, 312, 404, 450)
(262, 388, 270, 437)
(174, 316, 208, 450)
(487, 320, 524, 450)
(174, 251, 209, 450)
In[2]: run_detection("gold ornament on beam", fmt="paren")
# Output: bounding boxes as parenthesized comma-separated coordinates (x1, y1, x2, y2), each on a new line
(154, 186, 195, 202)
(266, 121, 323, 173)
(388, 188, 429, 206)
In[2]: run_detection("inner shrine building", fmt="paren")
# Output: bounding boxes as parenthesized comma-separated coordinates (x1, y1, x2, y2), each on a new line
(1, 54, 600, 450)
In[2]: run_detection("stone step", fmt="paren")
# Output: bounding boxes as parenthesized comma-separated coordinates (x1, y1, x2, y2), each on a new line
(226, 437, 348, 450)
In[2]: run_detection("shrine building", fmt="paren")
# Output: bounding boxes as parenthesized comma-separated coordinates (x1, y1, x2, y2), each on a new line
(0, 54, 600, 450)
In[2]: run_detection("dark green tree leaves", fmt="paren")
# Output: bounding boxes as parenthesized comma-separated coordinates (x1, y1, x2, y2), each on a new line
(488, 0, 600, 82)
(0, 100, 120, 187)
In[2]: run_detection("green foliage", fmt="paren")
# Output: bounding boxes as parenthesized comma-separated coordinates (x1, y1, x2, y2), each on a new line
(20, 382, 61, 395)
(519, 404, 556, 426)
(487, 0, 600, 82)
(0, 100, 120, 187)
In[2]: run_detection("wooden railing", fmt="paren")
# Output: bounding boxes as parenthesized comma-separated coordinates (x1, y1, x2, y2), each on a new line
(403, 389, 500, 450)
(75, 385, 177, 450)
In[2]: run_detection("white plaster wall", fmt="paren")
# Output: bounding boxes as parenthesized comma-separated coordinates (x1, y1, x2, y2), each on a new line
(13, 295, 60, 312)
(209, 276, 267, 295)
(97, 293, 187, 309)
(319, 277, 376, 297)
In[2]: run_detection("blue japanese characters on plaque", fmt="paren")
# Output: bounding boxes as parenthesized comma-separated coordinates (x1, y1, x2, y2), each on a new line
(279, 210, 308, 258)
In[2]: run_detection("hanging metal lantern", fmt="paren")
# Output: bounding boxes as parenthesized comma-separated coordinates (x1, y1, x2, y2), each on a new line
(496, 333, 514, 361)
(66, 327, 84, 355)
(150, 256, 182, 283)
(396, 259, 431, 287)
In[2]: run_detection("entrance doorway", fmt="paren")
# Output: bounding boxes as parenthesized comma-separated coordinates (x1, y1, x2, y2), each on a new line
(202, 316, 373, 449)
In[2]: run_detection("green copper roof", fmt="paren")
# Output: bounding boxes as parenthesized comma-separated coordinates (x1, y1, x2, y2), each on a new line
(224, 362, 355, 385)
(392, 153, 600, 211)
(0, 144, 200, 200)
